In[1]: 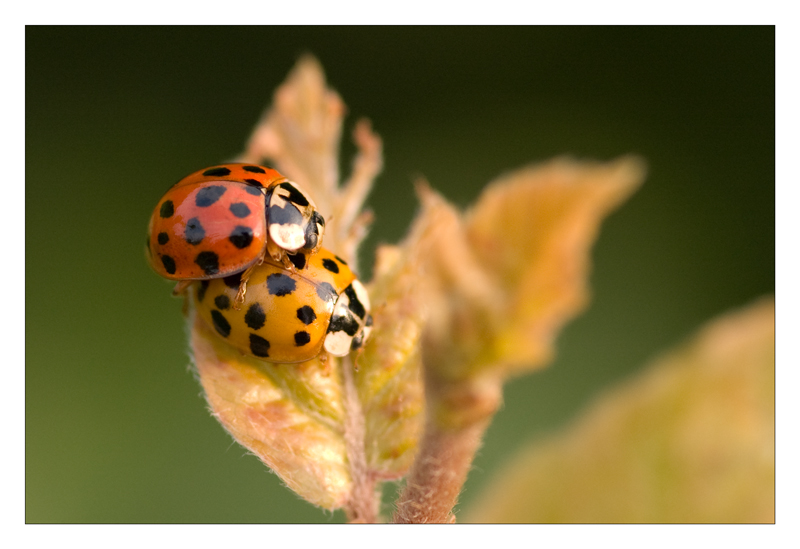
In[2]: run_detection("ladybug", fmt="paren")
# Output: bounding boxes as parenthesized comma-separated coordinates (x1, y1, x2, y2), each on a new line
(146, 163, 326, 291)
(193, 247, 373, 363)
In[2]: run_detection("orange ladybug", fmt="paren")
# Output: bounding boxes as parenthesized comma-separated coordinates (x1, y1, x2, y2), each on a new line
(146, 164, 325, 295)
(194, 248, 373, 362)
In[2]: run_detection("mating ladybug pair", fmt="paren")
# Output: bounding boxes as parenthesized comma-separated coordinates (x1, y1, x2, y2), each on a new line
(146, 163, 372, 363)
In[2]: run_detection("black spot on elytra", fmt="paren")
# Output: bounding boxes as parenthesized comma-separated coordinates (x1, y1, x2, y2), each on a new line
(195, 185, 227, 207)
(287, 252, 306, 270)
(210, 310, 231, 337)
(245, 303, 266, 330)
(266, 273, 296, 296)
(249, 334, 270, 357)
(229, 202, 251, 218)
(322, 258, 340, 274)
(184, 217, 205, 245)
(243, 165, 266, 174)
(294, 331, 311, 346)
(203, 167, 231, 177)
(194, 251, 219, 275)
(157, 232, 169, 245)
(161, 255, 176, 274)
(344, 284, 367, 319)
(296, 305, 316, 325)
(159, 200, 174, 218)
(316, 282, 337, 303)
(228, 226, 254, 249)
(223, 271, 242, 289)
(268, 203, 304, 226)
(197, 280, 209, 302)
(244, 179, 264, 191)
(334, 255, 347, 265)
(329, 312, 359, 336)
(278, 182, 310, 207)
(214, 295, 231, 310)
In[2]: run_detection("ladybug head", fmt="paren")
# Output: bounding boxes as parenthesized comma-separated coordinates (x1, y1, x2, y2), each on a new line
(303, 210, 326, 252)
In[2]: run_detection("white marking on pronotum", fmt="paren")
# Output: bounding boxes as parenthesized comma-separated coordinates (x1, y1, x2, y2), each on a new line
(324, 328, 353, 356)
(349, 279, 371, 314)
(269, 223, 306, 250)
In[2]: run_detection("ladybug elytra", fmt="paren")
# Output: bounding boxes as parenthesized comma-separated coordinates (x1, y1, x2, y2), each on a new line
(146, 163, 325, 284)
(194, 248, 373, 363)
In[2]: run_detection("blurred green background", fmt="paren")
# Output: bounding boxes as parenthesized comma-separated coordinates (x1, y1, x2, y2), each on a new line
(26, 26, 774, 523)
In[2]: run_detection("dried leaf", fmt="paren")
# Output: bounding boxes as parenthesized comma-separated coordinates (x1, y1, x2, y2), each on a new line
(463, 296, 775, 523)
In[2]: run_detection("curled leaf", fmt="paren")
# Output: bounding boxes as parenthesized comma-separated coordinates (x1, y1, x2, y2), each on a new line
(240, 55, 381, 269)
(393, 157, 645, 523)
(418, 157, 646, 385)
(242, 55, 344, 203)
(466, 157, 645, 376)
(392, 158, 645, 430)
(463, 296, 775, 523)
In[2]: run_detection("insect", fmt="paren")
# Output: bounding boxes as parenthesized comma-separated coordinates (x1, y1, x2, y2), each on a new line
(193, 247, 373, 363)
(146, 163, 326, 299)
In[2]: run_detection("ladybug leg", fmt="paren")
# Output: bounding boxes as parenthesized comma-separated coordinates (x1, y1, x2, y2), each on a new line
(234, 277, 249, 309)
(266, 238, 284, 263)
(318, 352, 332, 376)
(179, 289, 191, 317)
(172, 280, 192, 296)
(280, 253, 295, 272)
(233, 257, 264, 309)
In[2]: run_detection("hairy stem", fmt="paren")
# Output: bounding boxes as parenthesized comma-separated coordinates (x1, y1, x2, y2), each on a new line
(342, 358, 380, 523)
(392, 417, 490, 523)
(392, 374, 501, 523)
